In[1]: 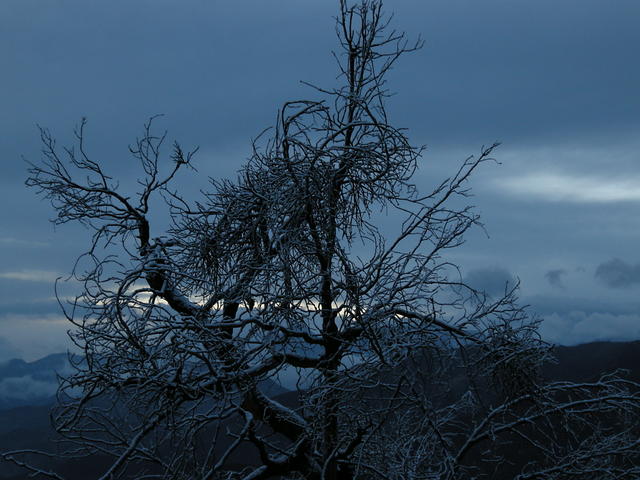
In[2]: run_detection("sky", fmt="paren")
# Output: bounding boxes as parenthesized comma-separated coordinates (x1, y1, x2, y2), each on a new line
(1, 0, 639, 361)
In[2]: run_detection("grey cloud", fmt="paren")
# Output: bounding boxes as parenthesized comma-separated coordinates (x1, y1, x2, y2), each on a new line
(540, 310, 640, 346)
(0, 314, 71, 362)
(463, 267, 517, 297)
(0, 337, 19, 364)
(595, 258, 640, 288)
(0, 277, 63, 314)
(545, 269, 567, 289)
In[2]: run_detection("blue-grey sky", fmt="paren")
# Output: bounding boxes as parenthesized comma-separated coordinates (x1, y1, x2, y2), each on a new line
(2, 0, 639, 360)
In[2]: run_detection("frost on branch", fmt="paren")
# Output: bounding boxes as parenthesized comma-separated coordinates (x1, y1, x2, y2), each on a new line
(7, 1, 640, 479)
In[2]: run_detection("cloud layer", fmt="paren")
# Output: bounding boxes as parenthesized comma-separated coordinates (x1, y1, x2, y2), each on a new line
(541, 310, 640, 346)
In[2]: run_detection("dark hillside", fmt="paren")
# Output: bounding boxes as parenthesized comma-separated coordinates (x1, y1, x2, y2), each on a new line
(1, 341, 640, 479)
(544, 340, 640, 383)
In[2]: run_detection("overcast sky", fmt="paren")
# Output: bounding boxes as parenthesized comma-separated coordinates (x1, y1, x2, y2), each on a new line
(1, 0, 639, 361)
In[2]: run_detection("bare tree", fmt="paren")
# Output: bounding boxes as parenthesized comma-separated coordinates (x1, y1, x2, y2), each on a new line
(6, 1, 640, 479)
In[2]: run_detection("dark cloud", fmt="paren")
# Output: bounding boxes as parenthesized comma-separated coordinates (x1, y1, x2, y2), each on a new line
(463, 267, 517, 297)
(545, 269, 567, 289)
(595, 259, 640, 288)
(1, 0, 640, 349)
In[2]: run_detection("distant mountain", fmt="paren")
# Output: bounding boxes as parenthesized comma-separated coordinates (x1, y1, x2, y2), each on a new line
(0, 352, 287, 412)
(0, 353, 69, 381)
(0, 353, 71, 410)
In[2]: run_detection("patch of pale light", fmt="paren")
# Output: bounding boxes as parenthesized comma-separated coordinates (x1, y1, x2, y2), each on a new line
(0, 237, 49, 247)
(47, 295, 79, 304)
(497, 173, 640, 203)
(0, 270, 61, 283)
(133, 290, 169, 306)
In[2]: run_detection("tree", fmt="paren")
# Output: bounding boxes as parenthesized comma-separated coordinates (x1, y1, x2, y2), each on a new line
(6, 1, 640, 479)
